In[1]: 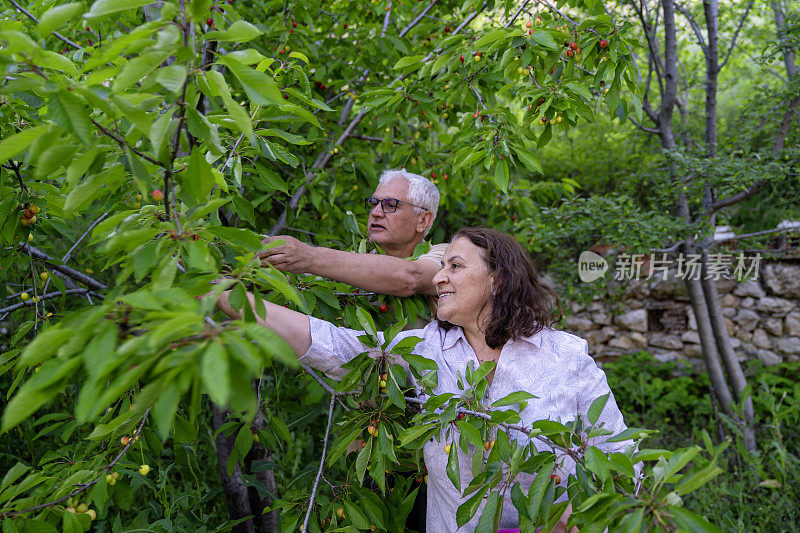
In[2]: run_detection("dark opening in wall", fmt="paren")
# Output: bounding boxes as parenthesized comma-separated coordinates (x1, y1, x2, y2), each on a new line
(647, 303, 688, 333)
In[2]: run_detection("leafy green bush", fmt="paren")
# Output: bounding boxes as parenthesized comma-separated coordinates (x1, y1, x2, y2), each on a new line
(604, 353, 800, 532)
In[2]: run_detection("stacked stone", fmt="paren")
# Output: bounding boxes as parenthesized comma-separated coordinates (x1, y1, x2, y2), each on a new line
(562, 263, 800, 367)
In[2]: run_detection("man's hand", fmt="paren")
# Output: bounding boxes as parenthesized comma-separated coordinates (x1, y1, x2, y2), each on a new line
(258, 235, 315, 274)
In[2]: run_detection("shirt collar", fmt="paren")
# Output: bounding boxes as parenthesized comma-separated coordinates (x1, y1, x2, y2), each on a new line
(441, 326, 544, 350)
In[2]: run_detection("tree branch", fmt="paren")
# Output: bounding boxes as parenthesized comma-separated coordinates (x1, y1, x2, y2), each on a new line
(301, 396, 336, 533)
(506, 0, 532, 28)
(675, 2, 707, 56)
(629, 116, 660, 134)
(18, 244, 107, 291)
(0, 289, 99, 316)
(93, 120, 165, 167)
(719, 0, 754, 70)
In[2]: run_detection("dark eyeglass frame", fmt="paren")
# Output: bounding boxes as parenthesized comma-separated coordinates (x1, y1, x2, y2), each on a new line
(364, 196, 428, 214)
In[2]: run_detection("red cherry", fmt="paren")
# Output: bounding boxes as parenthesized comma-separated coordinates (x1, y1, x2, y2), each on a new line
(343, 23, 348, 29)
(283, 94, 289, 99)
(457, 413, 465, 420)
(431, 172, 436, 178)
(459, 55, 464, 62)
(566, 49, 574, 57)
(443, 174, 448, 180)
(599, 39, 608, 48)
(379, 304, 388, 313)
(528, 29, 533, 35)
(570, 42, 578, 50)
(279, 48, 285, 54)
(445, 26, 451, 32)
(206, 18, 213, 25)
(564, 41, 570, 47)
(292, 21, 297, 27)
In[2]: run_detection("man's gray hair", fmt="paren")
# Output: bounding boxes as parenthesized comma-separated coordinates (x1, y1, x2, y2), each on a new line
(378, 168, 440, 235)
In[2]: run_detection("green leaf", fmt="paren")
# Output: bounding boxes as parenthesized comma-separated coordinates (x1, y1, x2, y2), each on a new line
(456, 484, 489, 527)
(493, 160, 509, 192)
(1, 463, 29, 493)
(53, 91, 93, 145)
(35, 50, 79, 75)
(473, 29, 508, 47)
(669, 508, 723, 533)
(205, 21, 263, 42)
(446, 438, 461, 492)
(86, 0, 154, 18)
(566, 82, 593, 100)
(531, 29, 558, 50)
(674, 462, 723, 495)
(475, 491, 502, 533)
(355, 436, 372, 484)
(38, 3, 84, 36)
(201, 342, 230, 406)
(587, 393, 609, 425)
(113, 51, 171, 93)
(219, 56, 283, 105)
(491, 390, 536, 409)
(342, 500, 371, 529)
(456, 420, 483, 447)
(398, 423, 436, 447)
(393, 55, 426, 69)
(205, 226, 262, 251)
(0, 126, 49, 165)
(512, 146, 542, 174)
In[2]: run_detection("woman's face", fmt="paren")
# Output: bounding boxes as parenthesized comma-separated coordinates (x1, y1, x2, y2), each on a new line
(432, 237, 494, 331)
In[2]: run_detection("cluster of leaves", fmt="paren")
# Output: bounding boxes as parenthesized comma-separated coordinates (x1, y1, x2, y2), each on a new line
(0, 0, 740, 531)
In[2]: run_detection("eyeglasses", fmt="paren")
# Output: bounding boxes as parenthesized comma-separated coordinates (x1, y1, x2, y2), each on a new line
(364, 196, 428, 214)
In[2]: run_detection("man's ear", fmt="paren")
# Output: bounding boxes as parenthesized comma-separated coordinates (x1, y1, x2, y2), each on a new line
(416, 211, 433, 235)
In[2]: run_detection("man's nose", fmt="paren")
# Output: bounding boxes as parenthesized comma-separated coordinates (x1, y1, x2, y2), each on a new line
(369, 202, 385, 217)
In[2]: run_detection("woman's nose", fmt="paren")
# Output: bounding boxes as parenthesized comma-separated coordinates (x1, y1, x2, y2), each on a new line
(432, 268, 445, 285)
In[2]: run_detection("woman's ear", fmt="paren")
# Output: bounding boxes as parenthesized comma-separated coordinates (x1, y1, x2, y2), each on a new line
(490, 273, 501, 296)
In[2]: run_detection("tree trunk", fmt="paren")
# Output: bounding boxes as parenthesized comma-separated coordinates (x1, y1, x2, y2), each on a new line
(212, 406, 256, 533)
(699, 249, 756, 450)
(702, 0, 719, 156)
(251, 410, 279, 533)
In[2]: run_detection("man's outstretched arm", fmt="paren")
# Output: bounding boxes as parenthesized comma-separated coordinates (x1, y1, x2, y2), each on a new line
(257, 235, 441, 297)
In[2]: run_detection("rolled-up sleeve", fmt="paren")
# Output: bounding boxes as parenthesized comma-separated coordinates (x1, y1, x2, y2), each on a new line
(299, 316, 379, 380)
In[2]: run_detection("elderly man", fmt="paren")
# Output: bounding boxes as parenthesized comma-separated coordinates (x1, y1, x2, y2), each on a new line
(259, 169, 445, 296)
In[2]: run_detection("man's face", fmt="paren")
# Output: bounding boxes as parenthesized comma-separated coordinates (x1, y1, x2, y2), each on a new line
(367, 179, 423, 252)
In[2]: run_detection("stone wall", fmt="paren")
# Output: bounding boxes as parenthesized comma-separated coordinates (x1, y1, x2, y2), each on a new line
(561, 262, 800, 368)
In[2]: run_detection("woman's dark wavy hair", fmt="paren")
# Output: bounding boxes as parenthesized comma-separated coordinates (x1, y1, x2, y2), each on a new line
(438, 227, 560, 349)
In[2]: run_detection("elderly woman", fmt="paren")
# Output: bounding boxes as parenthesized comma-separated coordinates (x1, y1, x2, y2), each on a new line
(212, 227, 630, 533)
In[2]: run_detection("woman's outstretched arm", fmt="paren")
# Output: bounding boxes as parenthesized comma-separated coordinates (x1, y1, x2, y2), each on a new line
(213, 287, 312, 356)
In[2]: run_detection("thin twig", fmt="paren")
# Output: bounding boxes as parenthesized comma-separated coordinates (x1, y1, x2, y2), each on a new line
(0, 289, 98, 316)
(302, 396, 336, 532)
(506, 0, 532, 27)
(93, 120, 164, 167)
(43, 211, 110, 294)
